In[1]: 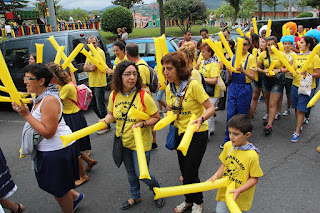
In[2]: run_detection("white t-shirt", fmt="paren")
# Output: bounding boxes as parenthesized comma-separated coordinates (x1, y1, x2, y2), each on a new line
(122, 32, 128, 40)
(5, 25, 11, 34)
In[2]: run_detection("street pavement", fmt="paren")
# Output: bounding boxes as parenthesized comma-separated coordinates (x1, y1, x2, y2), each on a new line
(1, 90, 320, 213)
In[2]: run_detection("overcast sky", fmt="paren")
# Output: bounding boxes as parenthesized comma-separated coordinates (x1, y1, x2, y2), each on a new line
(29, 0, 156, 11)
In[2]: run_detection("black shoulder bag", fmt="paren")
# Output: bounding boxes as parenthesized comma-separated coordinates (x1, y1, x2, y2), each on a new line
(113, 91, 138, 168)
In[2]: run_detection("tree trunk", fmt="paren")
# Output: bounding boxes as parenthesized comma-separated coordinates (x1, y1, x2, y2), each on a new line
(258, 0, 262, 20)
(233, 9, 239, 25)
(273, 0, 276, 19)
(158, 0, 165, 34)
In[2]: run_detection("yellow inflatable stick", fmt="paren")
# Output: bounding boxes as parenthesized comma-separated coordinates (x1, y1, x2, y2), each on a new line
(214, 41, 223, 58)
(245, 31, 251, 38)
(203, 38, 235, 72)
(225, 181, 242, 213)
(54, 46, 65, 65)
(0, 96, 31, 103)
(47, 35, 77, 72)
(266, 19, 272, 37)
(11, 29, 15, 38)
(282, 24, 287, 37)
(61, 43, 84, 70)
(307, 89, 320, 108)
(303, 29, 307, 36)
(133, 127, 151, 180)
(271, 45, 296, 77)
(277, 42, 284, 52)
(252, 17, 258, 34)
(234, 37, 244, 71)
(60, 122, 106, 147)
(268, 60, 278, 76)
(153, 177, 229, 200)
(80, 49, 106, 73)
(35, 43, 44, 63)
(159, 34, 169, 55)
(252, 48, 258, 58)
(236, 28, 244, 37)
(218, 32, 234, 58)
(286, 28, 290, 36)
(301, 44, 320, 72)
(0, 51, 21, 106)
(128, 107, 150, 120)
(177, 114, 197, 156)
(87, 43, 109, 70)
(153, 37, 166, 90)
(153, 111, 177, 131)
(19, 148, 25, 158)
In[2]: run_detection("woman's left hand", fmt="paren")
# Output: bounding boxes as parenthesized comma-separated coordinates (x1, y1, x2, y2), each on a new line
(132, 121, 144, 129)
(300, 70, 307, 77)
(236, 65, 243, 73)
(12, 99, 30, 117)
(191, 117, 202, 133)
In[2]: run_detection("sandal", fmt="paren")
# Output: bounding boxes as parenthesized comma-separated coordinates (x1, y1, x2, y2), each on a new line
(120, 197, 142, 210)
(174, 201, 192, 213)
(11, 203, 24, 213)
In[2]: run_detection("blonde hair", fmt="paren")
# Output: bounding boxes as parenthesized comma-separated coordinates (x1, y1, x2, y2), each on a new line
(178, 42, 197, 64)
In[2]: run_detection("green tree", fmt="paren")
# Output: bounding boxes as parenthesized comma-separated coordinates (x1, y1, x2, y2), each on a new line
(57, 9, 70, 21)
(263, 0, 273, 17)
(0, 0, 29, 17)
(111, 0, 144, 9)
(305, 0, 320, 11)
(224, 0, 242, 24)
(91, 10, 100, 16)
(164, 0, 207, 32)
(242, 0, 257, 20)
(34, 0, 62, 20)
(70, 8, 90, 22)
(215, 4, 235, 22)
(297, 0, 307, 11)
(101, 6, 134, 34)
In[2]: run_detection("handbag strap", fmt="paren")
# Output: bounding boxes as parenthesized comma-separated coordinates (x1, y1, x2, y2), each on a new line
(119, 91, 138, 137)
(176, 79, 192, 119)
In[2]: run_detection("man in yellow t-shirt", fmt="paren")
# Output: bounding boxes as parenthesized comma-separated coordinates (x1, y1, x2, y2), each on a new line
(83, 35, 111, 134)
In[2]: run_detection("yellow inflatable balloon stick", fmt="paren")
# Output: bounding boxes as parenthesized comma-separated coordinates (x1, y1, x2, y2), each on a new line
(153, 111, 177, 131)
(35, 43, 44, 63)
(128, 107, 150, 121)
(225, 181, 242, 213)
(301, 44, 320, 72)
(252, 17, 258, 34)
(236, 28, 244, 37)
(153, 35, 168, 91)
(268, 60, 278, 77)
(307, 90, 320, 108)
(60, 122, 106, 147)
(266, 19, 272, 38)
(80, 49, 106, 73)
(87, 43, 109, 70)
(270, 45, 296, 77)
(177, 114, 197, 156)
(62, 43, 84, 70)
(0, 96, 31, 104)
(277, 42, 284, 52)
(54, 46, 65, 65)
(153, 177, 229, 200)
(218, 32, 234, 58)
(133, 127, 151, 180)
(234, 37, 244, 71)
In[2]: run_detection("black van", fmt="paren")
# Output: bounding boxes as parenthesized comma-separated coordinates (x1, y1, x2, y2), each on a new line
(257, 17, 320, 40)
(0, 29, 111, 92)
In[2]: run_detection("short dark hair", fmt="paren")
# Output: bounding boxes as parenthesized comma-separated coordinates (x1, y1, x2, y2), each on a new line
(161, 52, 190, 81)
(303, 36, 315, 51)
(114, 40, 126, 51)
(200, 28, 208, 34)
(24, 63, 53, 87)
(126, 42, 139, 57)
(184, 30, 191, 35)
(228, 114, 253, 135)
(30, 53, 37, 62)
(111, 61, 142, 93)
(266, 36, 277, 44)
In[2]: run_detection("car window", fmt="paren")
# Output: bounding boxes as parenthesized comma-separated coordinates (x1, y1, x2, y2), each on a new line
(108, 46, 116, 60)
(148, 42, 155, 56)
(137, 43, 146, 57)
(73, 39, 87, 64)
(5, 48, 29, 70)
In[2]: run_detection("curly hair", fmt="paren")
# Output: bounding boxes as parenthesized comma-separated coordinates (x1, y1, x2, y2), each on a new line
(285, 22, 297, 34)
(111, 61, 142, 93)
(177, 41, 197, 64)
(199, 42, 214, 56)
(161, 52, 190, 81)
(305, 29, 320, 44)
(46, 62, 70, 86)
(280, 35, 295, 45)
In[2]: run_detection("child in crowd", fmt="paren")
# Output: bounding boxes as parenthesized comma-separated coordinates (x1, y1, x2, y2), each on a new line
(208, 114, 263, 213)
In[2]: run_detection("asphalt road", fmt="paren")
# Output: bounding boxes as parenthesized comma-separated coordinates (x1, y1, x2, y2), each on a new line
(1, 90, 320, 213)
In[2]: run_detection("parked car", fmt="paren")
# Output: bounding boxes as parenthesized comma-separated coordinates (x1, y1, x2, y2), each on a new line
(107, 36, 178, 68)
(0, 29, 111, 92)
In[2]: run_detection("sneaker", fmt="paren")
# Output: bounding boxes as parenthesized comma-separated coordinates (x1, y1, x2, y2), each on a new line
(219, 143, 225, 149)
(155, 198, 165, 208)
(262, 113, 268, 120)
(73, 193, 84, 211)
(291, 132, 300, 143)
(152, 143, 158, 150)
(275, 112, 281, 120)
(263, 125, 272, 135)
(174, 201, 192, 213)
(303, 118, 310, 126)
(97, 127, 111, 135)
(191, 203, 203, 213)
(282, 109, 291, 116)
(263, 119, 268, 126)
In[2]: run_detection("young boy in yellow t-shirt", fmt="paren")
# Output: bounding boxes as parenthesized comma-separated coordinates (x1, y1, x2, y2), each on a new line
(208, 114, 263, 212)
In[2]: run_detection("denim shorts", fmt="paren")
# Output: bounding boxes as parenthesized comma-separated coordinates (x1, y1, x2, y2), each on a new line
(291, 85, 315, 113)
(216, 201, 248, 213)
(156, 89, 165, 101)
(262, 76, 284, 94)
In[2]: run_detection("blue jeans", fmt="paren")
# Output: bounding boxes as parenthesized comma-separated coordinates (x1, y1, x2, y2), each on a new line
(90, 86, 110, 128)
(122, 147, 160, 199)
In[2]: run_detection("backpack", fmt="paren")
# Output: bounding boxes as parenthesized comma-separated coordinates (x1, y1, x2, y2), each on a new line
(113, 89, 146, 111)
(137, 64, 159, 93)
(68, 82, 93, 111)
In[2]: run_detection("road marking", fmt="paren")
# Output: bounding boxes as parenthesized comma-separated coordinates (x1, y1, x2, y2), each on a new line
(0, 120, 25, 124)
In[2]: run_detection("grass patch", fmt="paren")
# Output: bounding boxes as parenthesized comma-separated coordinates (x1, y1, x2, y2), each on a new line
(100, 25, 221, 44)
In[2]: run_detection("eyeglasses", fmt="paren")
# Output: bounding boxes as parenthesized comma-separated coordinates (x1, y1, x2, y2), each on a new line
(243, 43, 251, 46)
(122, 72, 138, 77)
(23, 77, 38, 81)
(88, 42, 97, 45)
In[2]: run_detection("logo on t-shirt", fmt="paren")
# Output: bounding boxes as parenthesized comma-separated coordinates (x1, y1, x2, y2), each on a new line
(223, 155, 246, 184)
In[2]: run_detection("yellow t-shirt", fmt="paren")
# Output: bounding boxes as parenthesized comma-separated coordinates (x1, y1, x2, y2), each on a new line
(136, 59, 150, 91)
(113, 55, 129, 71)
(257, 51, 287, 70)
(165, 80, 209, 135)
(216, 141, 263, 211)
(292, 54, 320, 89)
(199, 62, 221, 97)
(191, 69, 202, 83)
(59, 83, 80, 114)
(107, 90, 158, 151)
(232, 52, 257, 83)
(86, 47, 107, 87)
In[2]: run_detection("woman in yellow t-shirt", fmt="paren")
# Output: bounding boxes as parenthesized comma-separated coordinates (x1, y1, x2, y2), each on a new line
(101, 61, 164, 209)
(196, 42, 221, 136)
(290, 36, 320, 142)
(162, 52, 215, 212)
(106, 40, 128, 75)
(48, 63, 97, 187)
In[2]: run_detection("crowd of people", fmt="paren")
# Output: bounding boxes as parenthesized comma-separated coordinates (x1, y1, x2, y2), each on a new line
(1, 20, 320, 213)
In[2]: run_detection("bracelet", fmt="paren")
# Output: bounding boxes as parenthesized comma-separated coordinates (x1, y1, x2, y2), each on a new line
(142, 121, 147, 128)
(104, 119, 108, 124)
(201, 116, 205, 124)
